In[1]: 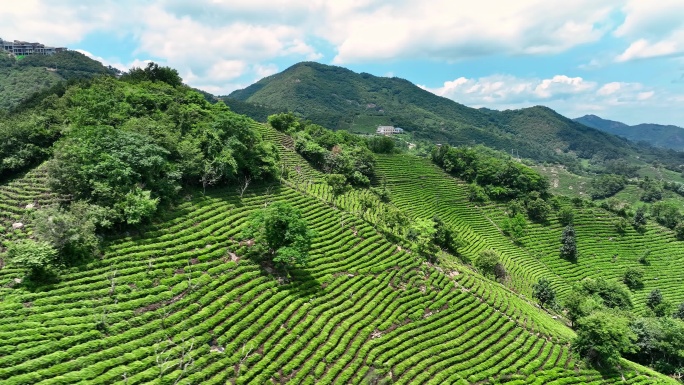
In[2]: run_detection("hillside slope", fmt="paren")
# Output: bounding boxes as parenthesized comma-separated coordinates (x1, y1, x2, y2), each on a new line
(226, 62, 644, 166)
(0, 123, 676, 384)
(0, 50, 115, 110)
(575, 114, 684, 151)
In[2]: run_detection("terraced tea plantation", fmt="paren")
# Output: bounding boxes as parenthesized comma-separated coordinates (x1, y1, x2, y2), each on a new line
(0, 127, 676, 384)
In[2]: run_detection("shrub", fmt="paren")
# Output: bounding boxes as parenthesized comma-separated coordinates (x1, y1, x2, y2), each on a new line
(557, 206, 574, 226)
(532, 278, 556, 309)
(573, 311, 636, 369)
(622, 267, 644, 290)
(475, 249, 502, 278)
(6, 239, 58, 277)
(559, 225, 577, 261)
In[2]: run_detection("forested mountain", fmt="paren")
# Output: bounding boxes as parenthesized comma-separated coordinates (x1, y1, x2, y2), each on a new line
(0, 50, 116, 110)
(575, 114, 684, 151)
(226, 62, 684, 172)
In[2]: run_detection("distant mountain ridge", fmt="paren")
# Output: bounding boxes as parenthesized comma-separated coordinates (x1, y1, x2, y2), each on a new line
(226, 62, 645, 167)
(574, 114, 684, 151)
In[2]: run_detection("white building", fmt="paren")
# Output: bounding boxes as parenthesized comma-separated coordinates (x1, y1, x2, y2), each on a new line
(376, 125, 404, 135)
(0, 38, 66, 56)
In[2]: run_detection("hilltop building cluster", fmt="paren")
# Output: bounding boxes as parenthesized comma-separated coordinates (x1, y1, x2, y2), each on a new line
(376, 125, 404, 135)
(0, 38, 66, 56)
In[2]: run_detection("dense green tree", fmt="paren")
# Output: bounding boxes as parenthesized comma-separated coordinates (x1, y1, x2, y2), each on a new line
(120, 62, 182, 87)
(564, 289, 603, 328)
(590, 174, 626, 199)
(32, 202, 102, 262)
(559, 225, 577, 261)
(240, 202, 315, 270)
(674, 302, 684, 319)
(432, 216, 463, 256)
(650, 201, 681, 229)
(526, 197, 551, 223)
(557, 206, 574, 226)
(573, 311, 636, 369)
(501, 213, 527, 243)
(628, 317, 684, 375)
(48, 126, 175, 225)
(613, 217, 629, 234)
(6, 239, 59, 277)
(639, 177, 664, 203)
(378, 205, 409, 234)
(622, 267, 644, 290)
(268, 112, 300, 133)
(580, 277, 633, 310)
(532, 278, 556, 309)
(675, 222, 684, 240)
(432, 144, 548, 200)
(326, 173, 350, 197)
(647, 289, 670, 317)
(366, 135, 395, 154)
(407, 218, 438, 258)
(475, 249, 502, 278)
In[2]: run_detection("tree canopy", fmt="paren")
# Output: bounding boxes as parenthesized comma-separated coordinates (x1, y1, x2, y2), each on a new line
(241, 202, 316, 270)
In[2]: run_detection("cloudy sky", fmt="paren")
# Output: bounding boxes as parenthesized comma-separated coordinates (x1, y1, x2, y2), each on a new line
(2, 0, 684, 125)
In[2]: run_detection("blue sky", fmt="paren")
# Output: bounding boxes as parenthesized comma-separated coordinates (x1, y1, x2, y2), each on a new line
(2, 0, 684, 126)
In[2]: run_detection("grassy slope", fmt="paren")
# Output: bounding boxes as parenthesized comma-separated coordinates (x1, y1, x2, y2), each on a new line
(0, 125, 677, 384)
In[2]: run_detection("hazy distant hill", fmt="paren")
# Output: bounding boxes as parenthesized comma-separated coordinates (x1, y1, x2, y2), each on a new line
(226, 62, 642, 166)
(0, 50, 116, 110)
(575, 114, 684, 151)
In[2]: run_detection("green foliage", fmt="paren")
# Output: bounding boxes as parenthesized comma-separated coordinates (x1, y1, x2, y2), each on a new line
(646, 289, 671, 317)
(240, 202, 315, 269)
(48, 125, 176, 225)
(31, 202, 102, 262)
(622, 267, 644, 290)
(564, 290, 603, 328)
(467, 183, 489, 203)
(559, 225, 577, 261)
(432, 144, 548, 200)
(2, 74, 279, 225)
(268, 112, 300, 133)
(580, 278, 633, 310)
(628, 317, 684, 376)
(6, 239, 59, 277)
(590, 174, 626, 199)
(526, 197, 551, 223)
(370, 185, 392, 203)
(674, 222, 684, 241)
(407, 218, 438, 258)
(613, 217, 629, 234)
(120, 62, 182, 87)
(326, 173, 350, 196)
(432, 216, 463, 256)
(639, 177, 663, 203)
(532, 278, 556, 308)
(501, 213, 527, 244)
(377, 205, 408, 234)
(366, 135, 396, 154)
(675, 302, 684, 319)
(282, 116, 377, 188)
(573, 310, 636, 369)
(633, 205, 648, 232)
(475, 249, 503, 279)
(556, 206, 574, 226)
(650, 201, 681, 229)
